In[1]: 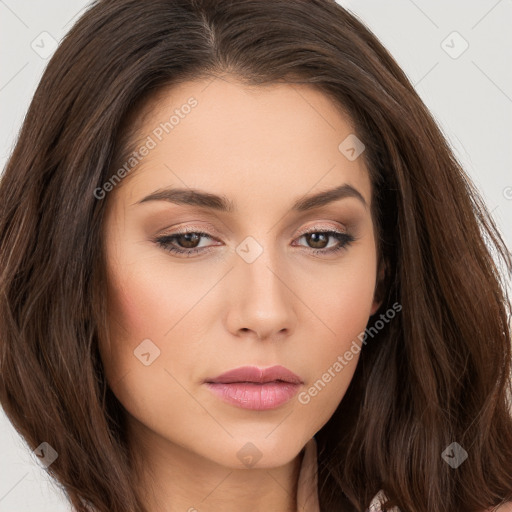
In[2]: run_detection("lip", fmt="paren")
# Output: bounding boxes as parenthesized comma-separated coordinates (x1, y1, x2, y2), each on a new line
(205, 365, 303, 385)
(203, 365, 303, 411)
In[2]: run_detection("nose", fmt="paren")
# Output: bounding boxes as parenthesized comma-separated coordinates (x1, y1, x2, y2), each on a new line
(224, 241, 298, 341)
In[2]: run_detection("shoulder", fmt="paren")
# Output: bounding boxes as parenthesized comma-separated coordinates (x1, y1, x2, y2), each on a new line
(367, 490, 399, 512)
(370, 491, 512, 512)
(483, 502, 512, 512)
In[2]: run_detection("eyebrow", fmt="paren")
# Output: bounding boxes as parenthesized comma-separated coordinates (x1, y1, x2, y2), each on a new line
(134, 183, 367, 211)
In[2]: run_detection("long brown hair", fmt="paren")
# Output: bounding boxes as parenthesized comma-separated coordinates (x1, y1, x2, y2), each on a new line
(1, 1, 511, 510)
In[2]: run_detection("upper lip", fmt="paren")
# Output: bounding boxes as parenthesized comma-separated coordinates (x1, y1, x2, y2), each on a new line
(204, 365, 303, 385)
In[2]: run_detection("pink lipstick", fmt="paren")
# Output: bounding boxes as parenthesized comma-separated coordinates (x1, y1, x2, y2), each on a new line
(203, 365, 303, 410)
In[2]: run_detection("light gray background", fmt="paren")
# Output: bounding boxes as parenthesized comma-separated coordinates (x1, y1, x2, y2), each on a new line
(1, 0, 511, 510)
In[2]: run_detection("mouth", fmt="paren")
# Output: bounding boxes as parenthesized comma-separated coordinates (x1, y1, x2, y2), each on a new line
(203, 365, 303, 410)
(204, 365, 303, 385)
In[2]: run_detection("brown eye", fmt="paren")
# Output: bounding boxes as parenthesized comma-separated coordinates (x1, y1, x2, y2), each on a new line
(295, 230, 356, 255)
(154, 229, 355, 258)
(154, 231, 217, 256)
(175, 233, 201, 249)
(304, 232, 329, 249)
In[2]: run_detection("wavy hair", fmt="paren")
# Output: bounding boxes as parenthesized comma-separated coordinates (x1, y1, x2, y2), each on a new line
(1, 0, 511, 510)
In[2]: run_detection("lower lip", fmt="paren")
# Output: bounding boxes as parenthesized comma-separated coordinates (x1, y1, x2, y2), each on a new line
(205, 382, 301, 410)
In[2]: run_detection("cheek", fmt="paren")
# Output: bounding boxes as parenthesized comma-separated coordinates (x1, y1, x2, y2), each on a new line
(295, 245, 377, 423)
(310, 243, 377, 346)
(100, 246, 210, 391)
(108, 272, 160, 336)
(100, 268, 194, 423)
(99, 243, 167, 388)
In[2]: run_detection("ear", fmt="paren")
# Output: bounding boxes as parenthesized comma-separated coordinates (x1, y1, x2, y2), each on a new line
(370, 259, 387, 316)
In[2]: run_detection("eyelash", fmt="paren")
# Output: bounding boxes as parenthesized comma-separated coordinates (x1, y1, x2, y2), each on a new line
(153, 227, 356, 257)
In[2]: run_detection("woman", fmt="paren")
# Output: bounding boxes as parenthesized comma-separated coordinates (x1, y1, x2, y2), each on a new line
(1, 1, 511, 511)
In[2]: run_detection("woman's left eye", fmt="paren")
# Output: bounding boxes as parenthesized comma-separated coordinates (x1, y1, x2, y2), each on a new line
(153, 229, 356, 257)
(293, 230, 356, 254)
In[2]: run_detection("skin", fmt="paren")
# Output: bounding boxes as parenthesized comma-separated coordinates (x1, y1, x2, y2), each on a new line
(99, 75, 384, 512)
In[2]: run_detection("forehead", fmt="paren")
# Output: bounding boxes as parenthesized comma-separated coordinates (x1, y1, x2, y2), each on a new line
(110, 75, 372, 212)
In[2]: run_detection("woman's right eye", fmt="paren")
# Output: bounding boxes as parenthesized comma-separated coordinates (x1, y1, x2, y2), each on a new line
(154, 231, 219, 257)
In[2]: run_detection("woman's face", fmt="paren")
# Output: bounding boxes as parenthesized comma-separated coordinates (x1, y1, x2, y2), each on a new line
(100, 75, 381, 470)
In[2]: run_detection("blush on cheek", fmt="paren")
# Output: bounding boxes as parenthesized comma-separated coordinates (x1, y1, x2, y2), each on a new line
(101, 281, 155, 395)
(107, 268, 158, 337)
